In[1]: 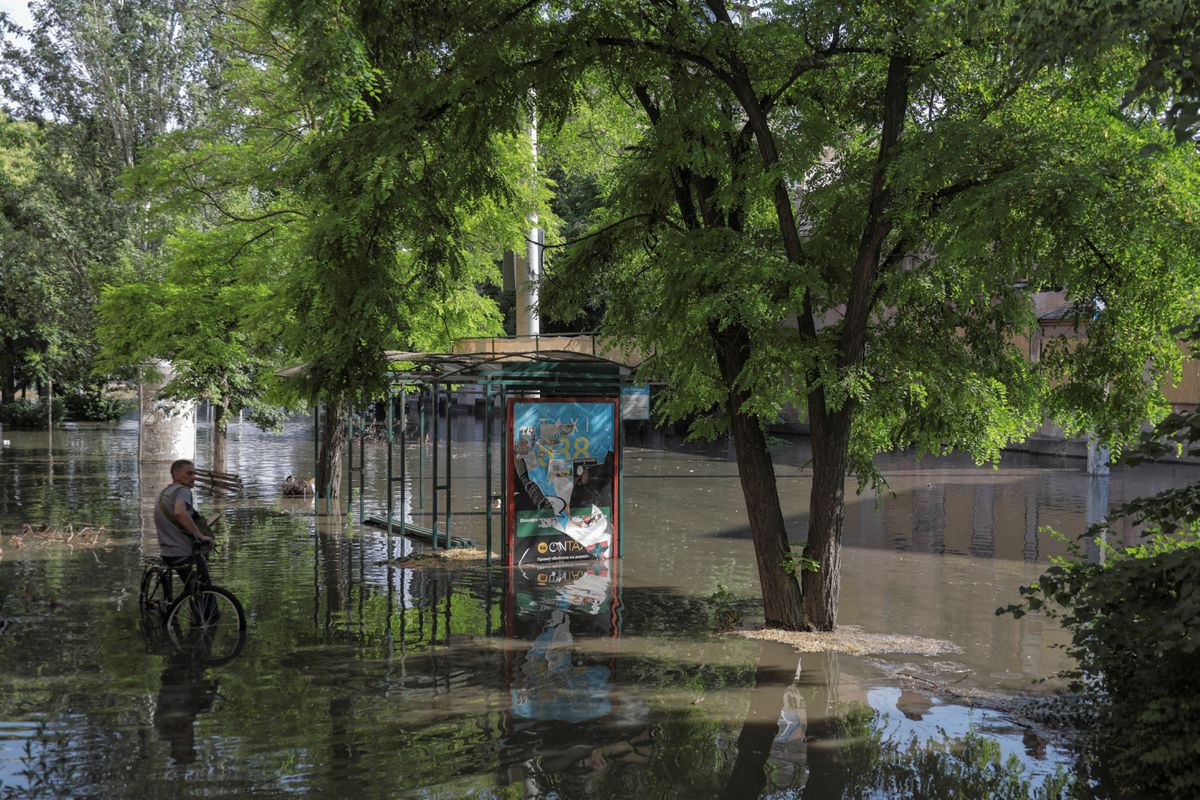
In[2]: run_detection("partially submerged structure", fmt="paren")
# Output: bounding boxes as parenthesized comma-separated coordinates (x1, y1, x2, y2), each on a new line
(279, 335, 646, 567)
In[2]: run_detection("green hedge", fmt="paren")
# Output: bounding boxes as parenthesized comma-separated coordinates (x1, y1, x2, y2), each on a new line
(0, 392, 128, 427)
(0, 398, 64, 428)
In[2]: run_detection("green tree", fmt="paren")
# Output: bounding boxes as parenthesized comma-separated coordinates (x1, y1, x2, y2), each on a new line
(95, 2, 312, 473)
(1015, 0, 1200, 143)
(0, 0, 222, 403)
(268, 1, 1200, 629)
(256, 0, 549, 494)
(543, 2, 1200, 629)
(97, 224, 291, 472)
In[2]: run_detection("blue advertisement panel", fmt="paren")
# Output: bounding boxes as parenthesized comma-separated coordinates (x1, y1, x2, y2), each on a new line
(507, 398, 619, 566)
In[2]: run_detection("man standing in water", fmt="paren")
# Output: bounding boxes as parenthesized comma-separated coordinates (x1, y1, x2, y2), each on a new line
(154, 459, 214, 585)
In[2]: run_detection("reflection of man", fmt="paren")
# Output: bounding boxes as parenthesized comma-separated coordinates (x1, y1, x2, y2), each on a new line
(154, 654, 218, 765)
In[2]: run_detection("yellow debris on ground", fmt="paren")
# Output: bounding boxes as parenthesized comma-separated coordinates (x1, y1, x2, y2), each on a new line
(737, 625, 963, 656)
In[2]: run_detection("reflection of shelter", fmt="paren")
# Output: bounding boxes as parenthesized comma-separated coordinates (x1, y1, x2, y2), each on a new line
(501, 562, 653, 792)
(282, 335, 643, 566)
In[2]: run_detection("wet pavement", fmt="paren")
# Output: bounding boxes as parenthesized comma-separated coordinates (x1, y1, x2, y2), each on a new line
(2, 411, 1191, 797)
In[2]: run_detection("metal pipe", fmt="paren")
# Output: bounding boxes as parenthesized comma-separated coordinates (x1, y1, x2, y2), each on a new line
(445, 385, 453, 548)
(359, 400, 366, 521)
(346, 413, 353, 514)
(617, 391, 624, 559)
(485, 383, 493, 567)
(418, 388, 425, 509)
(432, 384, 440, 550)
(500, 387, 508, 565)
(386, 385, 393, 562)
(400, 389, 408, 541)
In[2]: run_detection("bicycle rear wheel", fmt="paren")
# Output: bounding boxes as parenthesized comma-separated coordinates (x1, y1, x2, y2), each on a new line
(139, 566, 171, 622)
(164, 586, 246, 665)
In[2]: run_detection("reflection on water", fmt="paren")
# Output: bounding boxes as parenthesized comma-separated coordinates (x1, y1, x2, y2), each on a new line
(154, 652, 219, 766)
(1, 416, 1192, 796)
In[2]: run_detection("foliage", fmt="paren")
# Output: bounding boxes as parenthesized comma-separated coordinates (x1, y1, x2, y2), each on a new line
(0, 113, 86, 402)
(706, 583, 743, 632)
(1002, 395, 1200, 794)
(259, 0, 546, 402)
(0, 397, 63, 428)
(62, 388, 128, 423)
(96, 223, 291, 427)
(0, 0, 224, 399)
(1014, 0, 1200, 143)
(1003, 529, 1200, 796)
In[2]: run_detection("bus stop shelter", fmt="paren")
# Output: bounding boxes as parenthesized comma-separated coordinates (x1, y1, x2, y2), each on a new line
(288, 335, 645, 567)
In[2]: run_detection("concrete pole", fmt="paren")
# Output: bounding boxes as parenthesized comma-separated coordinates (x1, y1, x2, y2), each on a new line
(138, 358, 196, 464)
(516, 106, 541, 337)
(1086, 434, 1110, 476)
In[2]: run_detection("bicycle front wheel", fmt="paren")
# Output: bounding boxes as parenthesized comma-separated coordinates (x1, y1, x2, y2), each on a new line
(164, 586, 246, 664)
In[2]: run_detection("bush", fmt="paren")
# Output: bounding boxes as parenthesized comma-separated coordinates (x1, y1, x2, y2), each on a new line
(63, 390, 127, 422)
(1004, 530, 1200, 797)
(0, 398, 65, 428)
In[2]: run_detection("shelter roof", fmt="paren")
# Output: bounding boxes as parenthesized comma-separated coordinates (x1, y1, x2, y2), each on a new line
(276, 334, 646, 388)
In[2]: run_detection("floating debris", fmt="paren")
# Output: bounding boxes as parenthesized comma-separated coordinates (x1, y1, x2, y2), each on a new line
(737, 625, 963, 657)
(4, 523, 113, 554)
(376, 547, 491, 568)
(280, 475, 315, 497)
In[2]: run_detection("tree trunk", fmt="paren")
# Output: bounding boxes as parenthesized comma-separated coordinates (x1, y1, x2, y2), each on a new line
(211, 402, 228, 475)
(802, 409, 853, 630)
(715, 325, 805, 629)
(1, 346, 14, 404)
(315, 397, 345, 502)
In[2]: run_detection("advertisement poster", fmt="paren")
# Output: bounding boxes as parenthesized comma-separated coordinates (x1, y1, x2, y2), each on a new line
(508, 398, 619, 566)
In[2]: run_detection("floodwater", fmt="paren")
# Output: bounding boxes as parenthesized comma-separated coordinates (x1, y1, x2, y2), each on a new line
(0, 410, 1192, 798)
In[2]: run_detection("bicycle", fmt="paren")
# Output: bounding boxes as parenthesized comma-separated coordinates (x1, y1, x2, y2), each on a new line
(139, 544, 246, 664)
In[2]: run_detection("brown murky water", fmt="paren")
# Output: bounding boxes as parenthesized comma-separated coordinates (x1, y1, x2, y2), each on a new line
(2, 411, 1188, 797)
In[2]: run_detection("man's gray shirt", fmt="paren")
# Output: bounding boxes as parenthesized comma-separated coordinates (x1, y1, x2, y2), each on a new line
(155, 483, 196, 557)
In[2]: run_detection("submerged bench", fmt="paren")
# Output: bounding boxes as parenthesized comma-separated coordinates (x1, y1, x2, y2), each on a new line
(194, 468, 244, 495)
(362, 515, 473, 549)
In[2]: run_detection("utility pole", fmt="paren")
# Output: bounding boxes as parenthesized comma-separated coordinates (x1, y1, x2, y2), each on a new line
(516, 104, 541, 337)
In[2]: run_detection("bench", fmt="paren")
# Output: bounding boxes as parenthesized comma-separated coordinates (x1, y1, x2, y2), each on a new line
(194, 468, 244, 495)
(362, 515, 473, 548)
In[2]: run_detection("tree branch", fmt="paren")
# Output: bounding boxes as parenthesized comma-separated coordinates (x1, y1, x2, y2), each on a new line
(225, 226, 276, 266)
(526, 213, 662, 250)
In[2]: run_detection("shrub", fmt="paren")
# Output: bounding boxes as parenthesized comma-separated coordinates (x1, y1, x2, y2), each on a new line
(1003, 530, 1200, 797)
(63, 390, 127, 422)
(0, 398, 65, 428)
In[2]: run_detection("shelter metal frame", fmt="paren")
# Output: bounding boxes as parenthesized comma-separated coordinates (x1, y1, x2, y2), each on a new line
(311, 335, 642, 567)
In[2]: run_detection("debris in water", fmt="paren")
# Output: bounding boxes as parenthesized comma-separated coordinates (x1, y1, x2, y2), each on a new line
(737, 625, 963, 657)
(280, 475, 315, 497)
(3, 523, 112, 555)
(376, 547, 492, 568)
